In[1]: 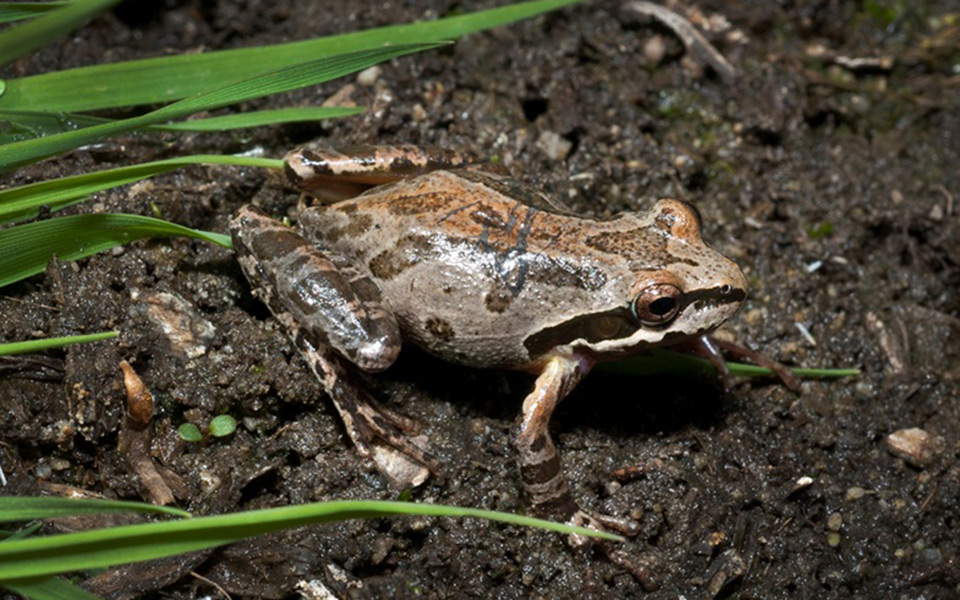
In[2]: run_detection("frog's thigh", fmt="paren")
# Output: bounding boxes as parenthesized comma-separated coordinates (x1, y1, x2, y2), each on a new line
(285, 145, 475, 202)
(230, 205, 400, 372)
(516, 353, 592, 517)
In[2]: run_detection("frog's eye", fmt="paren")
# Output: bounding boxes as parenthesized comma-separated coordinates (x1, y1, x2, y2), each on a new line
(631, 284, 682, 326)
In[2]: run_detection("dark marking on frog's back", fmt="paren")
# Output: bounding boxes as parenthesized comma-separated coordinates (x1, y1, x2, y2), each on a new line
(585, 228, 667, 258)
(425, 317, 455, 342)
(583, 227, 700, 268)
(484, 287, 512, 313)
(368, 234, 436, 280)
(382, 191, 456, 216)
(455, 169, 583, 217)
(526, 256, 608, 292)
(313, 210, 374, 245)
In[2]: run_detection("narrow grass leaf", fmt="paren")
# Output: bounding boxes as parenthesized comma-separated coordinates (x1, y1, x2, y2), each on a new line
(0, 2, 71, 26)
(0, 0, 120, 68)
(3, 576, 104, 600)
(0, 499, 621, 580)
(0, 331, 118, 357)
(0, 154, 283, 224)
(0, 213, 231, 289)
(155, 106, 365, 131)
(0, 43, 438, 171)
(0, 497, 190, 521)
(0, 0, 585, 113)
(0, 106, 362, 141)
(2, 522, 42, 542)
(600, 350, 861, 380)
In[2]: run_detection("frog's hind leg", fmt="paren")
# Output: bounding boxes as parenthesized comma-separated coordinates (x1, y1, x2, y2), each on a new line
(286, 145, 481, 203)
(230, 205, 439, 487)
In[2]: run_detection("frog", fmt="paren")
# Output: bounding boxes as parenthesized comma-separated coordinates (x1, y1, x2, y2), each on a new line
(229, 144, 756, 540)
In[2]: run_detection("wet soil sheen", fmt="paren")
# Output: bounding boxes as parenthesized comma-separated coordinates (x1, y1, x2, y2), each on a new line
(2, 1, 958, 598)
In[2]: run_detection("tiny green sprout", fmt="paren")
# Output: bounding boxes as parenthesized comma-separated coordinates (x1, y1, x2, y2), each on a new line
(177, 423, 203, 442)
(150, 201, 162, 218)
(209, 415, 237, 438)
(807, 221, 834, 240)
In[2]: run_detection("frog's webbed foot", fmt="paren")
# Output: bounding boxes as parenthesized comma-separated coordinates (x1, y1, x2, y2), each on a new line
(687, 335, 802, 392)
(306, 346, 441, 489)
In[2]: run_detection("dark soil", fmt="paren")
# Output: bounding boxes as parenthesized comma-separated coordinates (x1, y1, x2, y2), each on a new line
(2, 1, 959, 598)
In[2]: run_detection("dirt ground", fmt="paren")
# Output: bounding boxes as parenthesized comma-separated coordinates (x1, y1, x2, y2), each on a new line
(2, 0, 959, 598)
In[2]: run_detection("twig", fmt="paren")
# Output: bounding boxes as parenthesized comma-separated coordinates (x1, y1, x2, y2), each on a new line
(624, 1, 737, 83)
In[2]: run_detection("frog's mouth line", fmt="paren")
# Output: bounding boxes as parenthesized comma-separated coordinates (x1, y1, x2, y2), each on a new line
(522, 284, 745, 359)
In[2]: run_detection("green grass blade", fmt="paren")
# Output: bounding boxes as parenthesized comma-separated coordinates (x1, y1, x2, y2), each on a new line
(0, 0, 585, 113)
(0, 2, 71, 26)
(0, 106, 363, 141)
(0, 213, 231, 289)
(3, 576, 104, 600)
(0, 496, 190, 520)
(2, 522, 43, 542)
(0, 0, 120, 68)
(599, 349, 861, 380)
(155, 106, 365, 131)
(0, 154, 283, 224)
(0, 43, 438, 171)
(0, 499, 621, 580)
(0, 331, 118, 356)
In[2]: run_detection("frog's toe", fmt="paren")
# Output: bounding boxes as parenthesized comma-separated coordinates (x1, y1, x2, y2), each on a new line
(568, 508, 640, 539)
(344, 395, 442, 486)
(565, 510, 661, 591)
(369, 435, 433, 488)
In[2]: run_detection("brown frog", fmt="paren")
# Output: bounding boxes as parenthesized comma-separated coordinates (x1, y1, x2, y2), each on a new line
(229, 144, 754, 538)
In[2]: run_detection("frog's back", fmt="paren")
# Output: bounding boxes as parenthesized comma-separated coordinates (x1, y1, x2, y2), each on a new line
(297, 170, 651, 368)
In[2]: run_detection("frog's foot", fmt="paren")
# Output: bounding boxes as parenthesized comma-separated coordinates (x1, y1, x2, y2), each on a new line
(561, 508, 661, 592)
(686, 335, 801, 392)
(339, 387, 442, 488)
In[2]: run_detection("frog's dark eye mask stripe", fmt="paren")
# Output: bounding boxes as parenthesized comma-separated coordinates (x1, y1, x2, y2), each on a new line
(522, 284, 744, 358)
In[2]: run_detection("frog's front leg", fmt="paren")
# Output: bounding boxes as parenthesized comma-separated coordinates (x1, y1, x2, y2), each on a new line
(516, 351, 639, 536)
(230, 206, 439, 487)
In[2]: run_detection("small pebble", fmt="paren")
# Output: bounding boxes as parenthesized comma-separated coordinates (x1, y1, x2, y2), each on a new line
(49, 458, 71, 471)
(411, 103, 427, 122)
(886, 427, 945, 468)
(536, 130, 572, 161)
(356, 65, 381, 86)
(845, 486, 866, 501)
(827, 512, 842, 532)
(643, 34, 666, 65)
(35, 462, 52, 480)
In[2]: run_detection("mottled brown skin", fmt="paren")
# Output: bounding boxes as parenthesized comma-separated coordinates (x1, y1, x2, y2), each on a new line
(230, 145, 748, 548)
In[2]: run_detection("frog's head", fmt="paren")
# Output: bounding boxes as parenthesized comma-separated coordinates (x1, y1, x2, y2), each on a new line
(524, 199, 748, 361)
